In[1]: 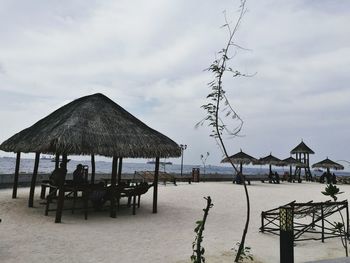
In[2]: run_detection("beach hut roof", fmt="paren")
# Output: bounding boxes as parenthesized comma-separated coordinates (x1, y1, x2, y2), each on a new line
(258, 153, 281, 165)
(0, 93, 181, 158)
(312, 158, 344, 170)
(278, 156, 301, 166)
(290, 141, 315, 154)
(221, 150, 257, 165)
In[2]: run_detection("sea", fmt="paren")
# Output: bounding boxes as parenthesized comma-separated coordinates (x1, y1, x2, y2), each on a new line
(0, 157, 349, 177)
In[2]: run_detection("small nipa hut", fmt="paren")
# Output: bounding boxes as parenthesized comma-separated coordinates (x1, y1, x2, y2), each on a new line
(0, 93, 181, 223)
(290, 140, 314, 182)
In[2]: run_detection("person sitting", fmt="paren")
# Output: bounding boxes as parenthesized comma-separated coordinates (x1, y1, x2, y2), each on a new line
(49, 162, 67, 186)
(235, 172, 243, 184)
(319, 172, 326, 183)
(332, 173, 337, 184)
(274, 172, 280, 184)
(73, 164, 86, 185)
(326, 172, 332, 184)
(268, 171, 273, 183)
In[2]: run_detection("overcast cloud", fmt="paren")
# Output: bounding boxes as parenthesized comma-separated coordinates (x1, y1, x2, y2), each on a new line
(0, 0, 349, 169)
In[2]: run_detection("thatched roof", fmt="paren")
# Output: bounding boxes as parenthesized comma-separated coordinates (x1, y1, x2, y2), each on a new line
(312, 158, 344, 170)
(221, 150, 257, 165)
(290, 141, 314, 154)
(258, 154, 281, 165)
(278, 156, 301, 167)
(0, 93, 181, 158)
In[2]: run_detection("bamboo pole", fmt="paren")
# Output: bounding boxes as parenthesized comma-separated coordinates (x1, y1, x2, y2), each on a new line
(28, 152, 40, 207)
(153, 157, 160, 213)
(12, 152, 21, 199)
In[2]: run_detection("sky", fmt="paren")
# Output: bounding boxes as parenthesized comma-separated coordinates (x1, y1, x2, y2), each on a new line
(0, 0, 349, 169)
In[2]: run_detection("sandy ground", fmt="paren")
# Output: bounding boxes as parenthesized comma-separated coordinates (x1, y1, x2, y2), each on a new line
(0, 181, 350, 263)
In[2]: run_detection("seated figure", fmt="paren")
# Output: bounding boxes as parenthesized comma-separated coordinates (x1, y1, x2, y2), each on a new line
(49, 163, 67, 186)
(73, 164, 86, 185)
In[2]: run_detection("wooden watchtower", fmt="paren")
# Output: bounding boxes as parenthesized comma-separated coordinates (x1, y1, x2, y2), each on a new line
(290, 141, 314, 182)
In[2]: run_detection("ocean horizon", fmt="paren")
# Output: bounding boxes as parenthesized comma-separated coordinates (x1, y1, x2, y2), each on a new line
(1, 156, 349, 177)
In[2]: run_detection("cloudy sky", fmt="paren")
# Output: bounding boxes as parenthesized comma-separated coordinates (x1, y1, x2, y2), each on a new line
(0, 0, 349, 169)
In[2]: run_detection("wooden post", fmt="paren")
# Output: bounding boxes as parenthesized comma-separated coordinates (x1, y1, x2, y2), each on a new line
(346, 201, 349, 238)
(321, 203, 324, 242)
(55, 153, 60, 170)
(12, 152, 21, 199)
(55, 154, 68, 223)
(111, 156, 118, 186)
(117, 157, 123, 185)
(91, 154, 95, 184)
(153, 157, 160, 213)
(261, 212, 265, 232)
(28, 152, 40, 207)
(280, 206, 294, 263)
(110, 156, 118, 218)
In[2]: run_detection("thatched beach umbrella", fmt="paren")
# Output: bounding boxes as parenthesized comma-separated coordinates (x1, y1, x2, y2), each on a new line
(312, 158, 344, 174)
(0, 93, 181, 222)
(221, 149, 257, 174)
(258, 153, 282, 175)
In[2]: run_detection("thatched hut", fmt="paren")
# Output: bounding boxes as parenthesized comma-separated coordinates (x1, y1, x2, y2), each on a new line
(290, 140, 314, 182)
(221, 150, 257, 174)
(0, 93, 181, 222)
(258, 153, 282, 175)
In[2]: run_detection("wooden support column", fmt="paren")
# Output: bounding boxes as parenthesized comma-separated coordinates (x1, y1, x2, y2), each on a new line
(321, 203, 324, 242)
(28, 152, 40, 207)
(346, 201, 349, 238)
(91, 154, 95, 184)
(55, 153, 60, 169)
(117, 157, 123, 185)
(153, 157, 160, 214)
(55, 154, 68, 223)
(12, 152, 21, 199)
(110, 156, 118, 218)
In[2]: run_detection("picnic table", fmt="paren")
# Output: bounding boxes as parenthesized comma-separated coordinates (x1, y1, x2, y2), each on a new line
(42, 180, 151, 221)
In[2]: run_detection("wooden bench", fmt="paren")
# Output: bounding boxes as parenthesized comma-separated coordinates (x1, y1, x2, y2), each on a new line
(135, 171, 177, 185)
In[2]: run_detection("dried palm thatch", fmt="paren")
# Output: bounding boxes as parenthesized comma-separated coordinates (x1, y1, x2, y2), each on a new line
(257, 153, 281, 166)
(221, 150, 257, 165)
(0, 93, 181, 158)
(312, 158, 344, 170)
(290, 141, 315, 154)
(277, 156, 301, 167)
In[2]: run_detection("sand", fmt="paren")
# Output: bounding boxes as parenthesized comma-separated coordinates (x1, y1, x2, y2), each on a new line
(0, 181, 349, 263)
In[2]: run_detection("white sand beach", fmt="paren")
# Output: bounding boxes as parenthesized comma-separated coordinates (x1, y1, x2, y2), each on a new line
(0, 181, 349, 263)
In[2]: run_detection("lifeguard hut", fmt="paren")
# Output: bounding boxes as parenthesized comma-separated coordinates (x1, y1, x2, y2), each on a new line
(290, 140, 314, 182)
